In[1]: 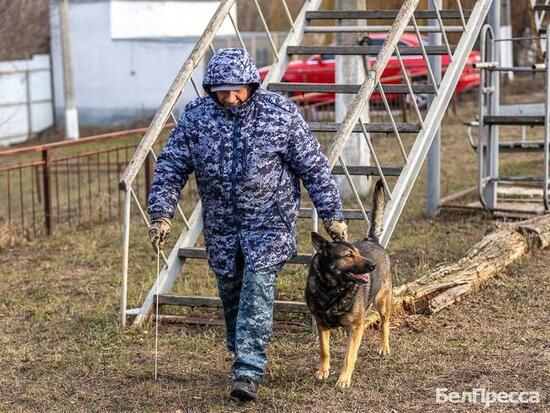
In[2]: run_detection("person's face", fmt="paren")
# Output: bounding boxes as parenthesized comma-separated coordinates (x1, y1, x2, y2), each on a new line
(215, 86, 250, 108)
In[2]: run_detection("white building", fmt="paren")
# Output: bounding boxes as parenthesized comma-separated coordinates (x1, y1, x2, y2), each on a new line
(49, 0, 237, 125)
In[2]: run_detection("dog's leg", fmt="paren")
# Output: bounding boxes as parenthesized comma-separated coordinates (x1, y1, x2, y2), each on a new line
(375, 288, 392, 356)
(315, 326, 331, 380)
(336, 321, 364, 388)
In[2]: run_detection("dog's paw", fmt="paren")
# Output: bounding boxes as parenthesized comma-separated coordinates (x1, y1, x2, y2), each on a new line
(336, 373, 351, 389)
(315, 368, 330, 380)
(378, 345, 391, 357)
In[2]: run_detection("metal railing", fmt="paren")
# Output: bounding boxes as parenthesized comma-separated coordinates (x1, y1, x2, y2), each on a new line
(0, 127, 170, 238)
(473, 20, 550, 213)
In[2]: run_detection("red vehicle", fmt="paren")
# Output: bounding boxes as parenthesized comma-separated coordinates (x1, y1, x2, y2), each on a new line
(258, 33, 480, 106)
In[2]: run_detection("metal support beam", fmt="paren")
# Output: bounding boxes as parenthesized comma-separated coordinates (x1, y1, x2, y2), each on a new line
(485, 0, 500, 208)
(120, 190, 131, 329)
(427, 0, 442, 217)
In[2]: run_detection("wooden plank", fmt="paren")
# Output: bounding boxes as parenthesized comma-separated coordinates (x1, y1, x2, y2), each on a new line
(268, 82, 436, 94)
(331, 165, 402, 176)
(471, 141, 546, 152)
(483, 115, 545, 126)
(178, 247, 311, 264)
(305, 10, 472, 20)
(156, 294, 310, 313)
(154, 314, 308, 331)
(287, 45, 454, 56)
(308, 121, 421, 133)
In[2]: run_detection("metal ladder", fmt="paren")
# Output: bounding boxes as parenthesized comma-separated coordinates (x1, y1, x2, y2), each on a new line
(118, 0, 493, 328)
(464, 1, 550, 216)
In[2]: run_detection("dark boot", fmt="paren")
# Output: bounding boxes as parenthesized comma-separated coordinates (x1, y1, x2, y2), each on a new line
(230, 377, 259, 401)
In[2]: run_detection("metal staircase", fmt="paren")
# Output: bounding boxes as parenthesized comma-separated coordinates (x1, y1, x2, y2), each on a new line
(118, 0, 493, 328)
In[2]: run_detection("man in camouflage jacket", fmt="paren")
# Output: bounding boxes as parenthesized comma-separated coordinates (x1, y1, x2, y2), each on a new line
(147, 48, 347, 401)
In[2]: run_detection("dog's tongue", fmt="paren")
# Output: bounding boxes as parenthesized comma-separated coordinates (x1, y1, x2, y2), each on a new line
(354, 273, 369, 283)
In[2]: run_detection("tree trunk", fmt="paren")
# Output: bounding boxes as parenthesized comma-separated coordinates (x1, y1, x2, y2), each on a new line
(365, 214, 550, 328)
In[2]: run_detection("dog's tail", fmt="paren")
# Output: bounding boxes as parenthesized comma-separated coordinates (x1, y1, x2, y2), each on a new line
(368, 179, 385, 243)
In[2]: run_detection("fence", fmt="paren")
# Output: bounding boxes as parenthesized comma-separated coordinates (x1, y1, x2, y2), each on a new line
(0, 54, 54, 146)
(0, 127, 171, 239)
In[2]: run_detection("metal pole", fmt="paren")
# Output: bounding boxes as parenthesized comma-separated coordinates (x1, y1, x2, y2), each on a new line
(427, 0, 442, 217)
(42, 149, 53, 235)
(120, 189, 131, 329)
(485, 0, 500, 208)
(25, 69, 33, 140)
(59, 0, 79, 140)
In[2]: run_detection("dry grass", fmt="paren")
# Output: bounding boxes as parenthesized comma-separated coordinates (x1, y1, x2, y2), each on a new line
(1, 79, 549, 411)
(0, 220, 548, 412)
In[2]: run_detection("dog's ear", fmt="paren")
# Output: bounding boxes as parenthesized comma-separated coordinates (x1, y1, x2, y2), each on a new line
(311, 232, 330, 252)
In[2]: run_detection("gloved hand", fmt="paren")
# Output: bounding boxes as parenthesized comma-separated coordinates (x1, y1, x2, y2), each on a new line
(148, 218, 172, 252)
(323, 220, 348, 242)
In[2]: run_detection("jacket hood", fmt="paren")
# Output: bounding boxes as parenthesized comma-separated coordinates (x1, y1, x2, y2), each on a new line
(203, 48, 261, 103)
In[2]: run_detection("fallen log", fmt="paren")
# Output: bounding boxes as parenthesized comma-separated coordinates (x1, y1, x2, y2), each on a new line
(394, 230, 527, 315)
(365, 214, 550, 328)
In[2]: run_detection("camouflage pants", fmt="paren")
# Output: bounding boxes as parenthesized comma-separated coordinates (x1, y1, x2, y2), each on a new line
(215, 247, 283, 382)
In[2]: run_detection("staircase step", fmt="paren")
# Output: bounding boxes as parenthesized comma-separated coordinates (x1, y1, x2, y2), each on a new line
(305, 10, 472, 20)
(287, 45, 455, 56)
(331, 165, 402, 176)
(483, 115, 545, 126)
(488, 176, 547, 184)
(179, 247, 311, 265)
(308, 121, 421, 133)
(299, 207, 369, 220)
(472, 140, 546, 153)
(156, 294, 309, 314)
(269, 82, 436, 95)
(305, 25, 465, 34)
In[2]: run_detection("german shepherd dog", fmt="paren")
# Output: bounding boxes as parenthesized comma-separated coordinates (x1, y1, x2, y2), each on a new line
(305, 180, 392, 388)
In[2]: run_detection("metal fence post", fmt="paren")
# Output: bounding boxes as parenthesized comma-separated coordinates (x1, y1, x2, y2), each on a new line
(42, 148, 53, 235)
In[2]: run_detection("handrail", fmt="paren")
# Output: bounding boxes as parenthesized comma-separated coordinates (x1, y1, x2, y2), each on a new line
(326, 0, 421, 169)
(0, 125, 173, 158)
(118, 0, 237, 192)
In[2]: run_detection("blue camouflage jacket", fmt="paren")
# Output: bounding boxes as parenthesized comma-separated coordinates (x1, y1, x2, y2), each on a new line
(148, 48, 344, 277)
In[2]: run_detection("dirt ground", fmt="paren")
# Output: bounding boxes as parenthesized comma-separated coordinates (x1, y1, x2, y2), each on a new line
(0, 216, 548, 412)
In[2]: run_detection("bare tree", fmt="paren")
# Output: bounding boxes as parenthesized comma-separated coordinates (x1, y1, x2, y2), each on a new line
(0, 0, 50, 61)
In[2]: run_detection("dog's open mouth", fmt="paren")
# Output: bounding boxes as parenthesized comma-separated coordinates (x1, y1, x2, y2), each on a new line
(345, 272, 370, 284)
